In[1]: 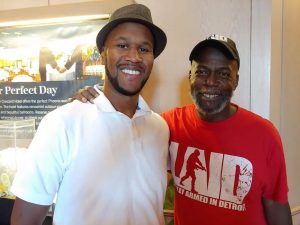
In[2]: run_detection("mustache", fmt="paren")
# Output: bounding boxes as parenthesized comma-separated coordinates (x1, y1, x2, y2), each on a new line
(198, 88, 223, 95)
(117, 62, 144, 72)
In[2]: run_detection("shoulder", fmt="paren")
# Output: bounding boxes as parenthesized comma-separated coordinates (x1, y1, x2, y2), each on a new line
(161, 104, 195, 123)
(39, 100, 96, 129)
(161, 104, 195, 118)
(237, 106, 275, 126)
(148, 111, 170, 131)
(236, 105, 280, 138)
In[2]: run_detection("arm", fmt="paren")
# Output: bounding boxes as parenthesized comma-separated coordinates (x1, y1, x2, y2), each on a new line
(70, 86, 99, 103)
(57, 46, 83, 73)
(11, 197, 50, 225)
(196, 159, 206, 171)
(64, 45, 83, 70)
(263, 198, 293, 225)
(196, 164, 206, 171)
(39, 47, 58, 69)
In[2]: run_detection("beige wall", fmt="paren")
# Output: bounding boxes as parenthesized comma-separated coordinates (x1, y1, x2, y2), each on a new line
(280, 0, 300, 223)
(271, 0, 300, 223)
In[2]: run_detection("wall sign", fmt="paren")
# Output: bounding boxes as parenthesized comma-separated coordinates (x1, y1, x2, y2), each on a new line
(0, 17, 107, 127)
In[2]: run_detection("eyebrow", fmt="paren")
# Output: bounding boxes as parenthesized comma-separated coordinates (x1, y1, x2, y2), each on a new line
(114, 36, 153, 47)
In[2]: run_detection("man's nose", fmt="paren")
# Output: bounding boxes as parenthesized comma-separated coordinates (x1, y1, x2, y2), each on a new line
(205, 72, 218, 85)
(125, 47, 142, 62)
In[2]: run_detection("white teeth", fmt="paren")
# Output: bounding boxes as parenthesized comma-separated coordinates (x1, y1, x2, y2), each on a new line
(203, 93, 218, 98)
(122, 69, 140, 75)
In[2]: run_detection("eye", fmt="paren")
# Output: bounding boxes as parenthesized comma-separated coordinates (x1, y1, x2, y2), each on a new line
(217, 70, 230, 79)
(195, 68, 208, 76)
(139, 46, 152, 53)
(117, 43, 128, 49)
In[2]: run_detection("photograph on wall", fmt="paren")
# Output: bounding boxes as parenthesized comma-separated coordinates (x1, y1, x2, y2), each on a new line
(0, 17, 108, 199)
(0, 18, 107, 82)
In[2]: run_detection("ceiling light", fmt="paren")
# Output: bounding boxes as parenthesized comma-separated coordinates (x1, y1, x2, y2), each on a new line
(0, 14, 110, 28)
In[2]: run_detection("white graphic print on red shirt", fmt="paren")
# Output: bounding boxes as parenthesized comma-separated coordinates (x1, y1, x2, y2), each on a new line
(170, 142, 253, 211)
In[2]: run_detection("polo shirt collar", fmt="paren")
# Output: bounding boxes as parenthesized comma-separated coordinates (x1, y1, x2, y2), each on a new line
(94, 90, 151, 116)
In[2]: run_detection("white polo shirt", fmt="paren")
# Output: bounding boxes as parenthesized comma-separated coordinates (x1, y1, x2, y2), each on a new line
(11, 91, 169, 225)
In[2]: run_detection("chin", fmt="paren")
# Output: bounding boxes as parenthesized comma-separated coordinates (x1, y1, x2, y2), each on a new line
(195, 99, 230, 117)
(192, 91, 232, 116)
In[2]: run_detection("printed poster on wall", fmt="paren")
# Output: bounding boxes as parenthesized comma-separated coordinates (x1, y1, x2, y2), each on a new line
(0, 18, 107, 199)
(0, 18, 108, 127)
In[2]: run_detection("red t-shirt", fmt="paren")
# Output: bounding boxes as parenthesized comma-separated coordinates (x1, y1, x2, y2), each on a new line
(161, 104, 288, 225)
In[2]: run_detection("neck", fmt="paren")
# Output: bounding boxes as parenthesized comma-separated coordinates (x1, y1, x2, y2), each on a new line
(197, 103, 237, 122)
(103, 84, 139, 118)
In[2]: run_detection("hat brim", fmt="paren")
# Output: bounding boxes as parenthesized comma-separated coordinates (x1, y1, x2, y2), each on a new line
(189, 39, 239, 65)
(96, 18, 167, 58)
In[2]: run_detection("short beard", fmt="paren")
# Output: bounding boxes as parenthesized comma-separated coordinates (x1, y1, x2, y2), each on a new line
(105, 66, 148, 96)
(190, 89, 232, 116)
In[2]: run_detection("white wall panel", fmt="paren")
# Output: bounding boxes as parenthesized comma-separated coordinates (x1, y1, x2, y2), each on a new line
(281, 0, 300, 221)
(251, 0, 272, 119)
(0, 0, 47, 11)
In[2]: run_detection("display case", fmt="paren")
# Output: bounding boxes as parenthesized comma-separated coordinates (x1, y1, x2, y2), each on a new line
(0, 119, 35, 199)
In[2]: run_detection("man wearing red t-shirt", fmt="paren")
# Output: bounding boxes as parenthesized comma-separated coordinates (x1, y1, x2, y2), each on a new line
(161, 34, 292, 225)
(73, 34, 292, 225)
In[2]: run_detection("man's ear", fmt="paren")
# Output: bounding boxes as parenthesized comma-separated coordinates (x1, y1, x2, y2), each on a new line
(100, 49, 106, 64)
(234, 74, 239, 90)
(188, 70, 192, 80)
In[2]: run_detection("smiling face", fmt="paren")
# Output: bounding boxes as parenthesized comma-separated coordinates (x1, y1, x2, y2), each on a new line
(189, 46, 239, 121)
(101, 22, 154, 96)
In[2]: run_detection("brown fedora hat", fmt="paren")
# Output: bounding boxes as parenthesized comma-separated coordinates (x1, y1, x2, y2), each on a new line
(96, 4, 167, 58)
